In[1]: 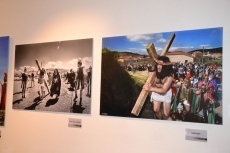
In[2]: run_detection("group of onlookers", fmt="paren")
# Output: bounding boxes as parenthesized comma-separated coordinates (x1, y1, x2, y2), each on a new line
(142, 57, 222, 124)
(170, 61, 221, 123)
(19, 59, 92, 107)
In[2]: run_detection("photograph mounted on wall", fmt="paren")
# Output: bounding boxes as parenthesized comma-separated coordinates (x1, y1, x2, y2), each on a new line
(0, 36, 9, 126)
(13, 38, 93, 114)
(100, 27, 223, 125)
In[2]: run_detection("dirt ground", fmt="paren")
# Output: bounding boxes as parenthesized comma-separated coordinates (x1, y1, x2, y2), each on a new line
(12, 78, 91, 114)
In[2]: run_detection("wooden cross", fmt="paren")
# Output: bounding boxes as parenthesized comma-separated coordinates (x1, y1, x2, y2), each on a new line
(131, 33, 176, 116)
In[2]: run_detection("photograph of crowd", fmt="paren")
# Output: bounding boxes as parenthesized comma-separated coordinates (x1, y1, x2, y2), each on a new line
(0, 36, 9, 126)
(13, 38, 93, 114)
(100, 27, 222, 124)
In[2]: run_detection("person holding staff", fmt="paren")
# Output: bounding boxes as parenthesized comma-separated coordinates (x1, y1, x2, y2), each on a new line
(21, 67, 28, 98)
(30, 71, 35, 87)
(143, 56, 173, 120)
(86, 66, 92, 97)
(73, 59, 84, 103)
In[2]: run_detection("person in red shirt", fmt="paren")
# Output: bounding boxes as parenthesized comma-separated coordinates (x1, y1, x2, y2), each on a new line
(0, 72, 7, 110)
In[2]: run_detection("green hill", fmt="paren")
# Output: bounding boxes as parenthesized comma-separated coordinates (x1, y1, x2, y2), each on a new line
(188, 47, 222, 54)
(100, 48, 142, 117)
(112, 51, 144, 57)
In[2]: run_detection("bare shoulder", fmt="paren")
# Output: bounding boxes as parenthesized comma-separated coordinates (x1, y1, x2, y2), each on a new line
(163, 76, 173, 84)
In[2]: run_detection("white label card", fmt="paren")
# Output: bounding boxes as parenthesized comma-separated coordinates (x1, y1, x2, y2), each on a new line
(185, 128, 207, 142)
(68, 118, 82, 128)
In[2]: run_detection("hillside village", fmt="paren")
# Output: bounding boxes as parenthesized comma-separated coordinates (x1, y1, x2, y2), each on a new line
(116, 47, 222, 65)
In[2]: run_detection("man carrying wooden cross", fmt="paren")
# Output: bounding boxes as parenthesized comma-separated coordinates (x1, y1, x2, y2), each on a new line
(131, 33, 179, 120)
(35, 60, 50, 101)
(143, 56, 174, 119)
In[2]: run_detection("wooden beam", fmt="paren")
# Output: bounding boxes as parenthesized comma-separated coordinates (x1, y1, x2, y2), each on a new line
(131, 72, 156, 116)
(146, 43, 159, 60)
(161, 33, 176, 56)
(131, 43, 158, 116)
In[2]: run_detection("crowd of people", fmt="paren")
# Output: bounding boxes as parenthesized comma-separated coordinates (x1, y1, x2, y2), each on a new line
(124, 63, 154, 73)
(18, 59, 92, 108)
(142, 56, 222, 124)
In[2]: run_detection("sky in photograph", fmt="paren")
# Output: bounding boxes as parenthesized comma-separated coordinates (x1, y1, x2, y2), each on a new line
(0, 36, 9, 81)
(15, 38, 93, 74)
(102, 27, 223, 55)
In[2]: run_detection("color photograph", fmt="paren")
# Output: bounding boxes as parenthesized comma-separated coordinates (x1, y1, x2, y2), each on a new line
(13, 38, 93, 114)
(100, 27, 222, 124)
(0, 36, 9, 126)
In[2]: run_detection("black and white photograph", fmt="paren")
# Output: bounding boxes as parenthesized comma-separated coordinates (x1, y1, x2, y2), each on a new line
(101, 27, 222, 124)
(13, 38, 93, 114)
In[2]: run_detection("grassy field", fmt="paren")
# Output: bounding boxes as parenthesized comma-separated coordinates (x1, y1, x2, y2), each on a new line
(127, 70, 149, 87)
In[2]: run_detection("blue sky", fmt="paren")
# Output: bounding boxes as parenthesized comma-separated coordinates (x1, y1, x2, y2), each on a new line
(102, 27, 223, 55)
(0, 36, 9, 81)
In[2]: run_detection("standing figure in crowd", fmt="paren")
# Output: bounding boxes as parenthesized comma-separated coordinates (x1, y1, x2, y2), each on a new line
(172, 64, 179, 81)
(69, 69, 75, 91)
(0, 72, 7, 110)
(47, 72, 52, 86)
(86, 66, 92, 97)
(50, 69, 61, 99)
(185, 66, 191, 80)
(73, 59, 85, 104)
(37, 68, 49, 100)
(205, 73, 218, 124)
(195, 78, 209, 123)
(178, 65, 185, 81)
(198, 67, 204, 81)
(208, 73, 218, 102)
(194, 64, 199, 79)
(31, 70, 35, 87)
(179, 79, 196, 116)
(143, 56, 173, 120)
(193, 73, 216, 124)
(204, 65, 210, 76)
(21, 67, 28, 98)
(66, 71, 70, 84)
(198, 75, 209, 90)
(147, 63, 153, 74)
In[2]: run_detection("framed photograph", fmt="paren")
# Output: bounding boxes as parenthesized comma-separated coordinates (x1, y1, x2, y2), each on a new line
(13, 38, 93, 114)
(0, 36, 9, 126)
(100, 27, 222, 125)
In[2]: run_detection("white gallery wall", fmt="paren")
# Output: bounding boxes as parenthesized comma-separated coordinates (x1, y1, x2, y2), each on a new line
(0, 0, 230, 153)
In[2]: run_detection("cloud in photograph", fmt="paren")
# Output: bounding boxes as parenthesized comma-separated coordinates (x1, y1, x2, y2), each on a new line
(157, 38, 167, 44)
(126, 34, 152, 42)
(199, 44, 210, 47)
(14, 57, 92, 75)
(103, 27, 222, 55)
